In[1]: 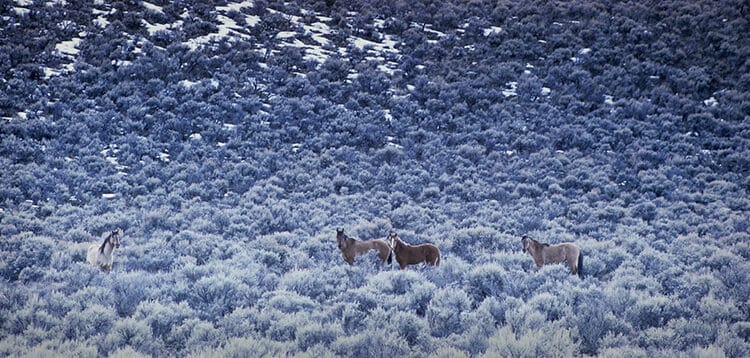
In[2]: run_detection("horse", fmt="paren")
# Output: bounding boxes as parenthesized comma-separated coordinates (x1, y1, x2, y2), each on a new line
(336, 228, 393, 265)
(388, 232, 440, 270)
(521, 235, 582, 276)
(87, 228, 122, 271)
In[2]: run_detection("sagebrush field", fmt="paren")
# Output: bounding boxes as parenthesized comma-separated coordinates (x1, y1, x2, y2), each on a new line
(1, 0, 749, 356)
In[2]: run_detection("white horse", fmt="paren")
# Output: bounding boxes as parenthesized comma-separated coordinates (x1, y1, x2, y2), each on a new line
(87, 228, 122, 271)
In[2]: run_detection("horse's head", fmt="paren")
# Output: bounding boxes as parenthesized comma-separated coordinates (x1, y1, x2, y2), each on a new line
(111, 228, 122, 248)
(388, 232, 399, 248)
(521, 235, 531, 253)
(336, 228, 348, 250)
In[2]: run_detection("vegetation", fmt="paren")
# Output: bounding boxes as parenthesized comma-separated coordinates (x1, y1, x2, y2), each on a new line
(1, 0, 748, 356)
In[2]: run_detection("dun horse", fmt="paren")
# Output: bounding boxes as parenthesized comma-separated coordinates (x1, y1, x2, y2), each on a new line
(87, 228, 122, 271)
(336, 229, 392, 265)
(521, 235, 582, 276)
(388, 232, 440, 270)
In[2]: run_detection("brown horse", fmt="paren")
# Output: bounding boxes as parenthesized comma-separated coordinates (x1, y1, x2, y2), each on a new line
(336, 229, 392, 265)
(388, 232, 440, 270)
(521, 235, 583, 276)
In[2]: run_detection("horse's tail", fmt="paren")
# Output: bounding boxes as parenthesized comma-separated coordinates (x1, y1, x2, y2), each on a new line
(577, 251, 583, 278)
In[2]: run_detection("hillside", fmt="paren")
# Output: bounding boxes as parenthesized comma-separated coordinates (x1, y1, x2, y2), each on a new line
(1, 0, 749, 356)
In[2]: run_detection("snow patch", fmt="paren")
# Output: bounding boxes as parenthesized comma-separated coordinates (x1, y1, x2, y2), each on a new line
(142, 1, 164, 14)
(56, 36, 82, 56)
(484, 26, 502, 36)
(704, 97, 718, 107)
(502, 82, 518, 97)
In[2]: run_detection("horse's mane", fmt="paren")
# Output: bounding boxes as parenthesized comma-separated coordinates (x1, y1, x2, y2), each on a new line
(393, 236, 413, 247)
(99, 231, 115, 254)
(525, 235, 549, 247)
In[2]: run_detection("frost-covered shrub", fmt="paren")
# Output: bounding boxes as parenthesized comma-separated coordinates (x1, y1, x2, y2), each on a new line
(107, 272, 149, 317)
(353, 270, 436, 314)
(527, 292, 572, 322)
(188, 273, 251, 320)
(431, 255, 471, 288)
(698, 295, 744, 326)
(716, 261, 750, 305)
(449, 227, 508, 261)
(330, 301, 368, 334)
(517, 264, 579, 300)
(483, 323, 579, 358)
(126, 236, 177, 272)
(716, 324, 750, 358)
(598, 346, 648, 358)
(427, 287, 471, 338)
(264, 290, 318, 314)
(570, 289, 628, 355)
(101, 318, 161, 356)
(350, 218, 392, 240)
(133, 300, 195, 343)
(280, 267, 343, 301)
(431, 347, 469, 358)
(625, 294, 684, 330)
(608, 266, 662, 295)
(390, 204, 435, 231)
(185, 320, 225, 351)
(331, 330, 409, 358)
(389, 311, 431, 349)
(109, 347, 150, 358)
(18, 340, 98, 358)
(295, 323, 341, 352)
(465, 264, 507, 304)
(62, 304, 117, 340)
(194, 337, 293, 358)
(218, 307, 261, 338)
(0, 234, 54, 282)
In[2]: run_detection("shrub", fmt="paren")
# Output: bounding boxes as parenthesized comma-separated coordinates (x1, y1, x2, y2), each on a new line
(21, 340, 99, 358)
(189, 273, 251, 320)
(625, 294, 685, 330)
(107, 272, 149, 317)
(191, 337, 293, 358)
(133, 300, 195, 344)
(598, 346, 648, 358)
(0, 234, 54, 282)
(62, 304, 118, 340)
(389, 311, 431, 349)
(101, 318, 161, 356)
(295, 323, 341, 352)
(570, 289, 627, 355)
(527, 292, 572, 322)
(280, 268, 342, 301)
(483, 323, 579, 358)
(430, 346, 469, 358)
(427, 287, 471, 338)
(186, 320, 225, 352)
(465, 264, 507, 304)
(449, 227, 508, 261)
(331, 330, 410, 357)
